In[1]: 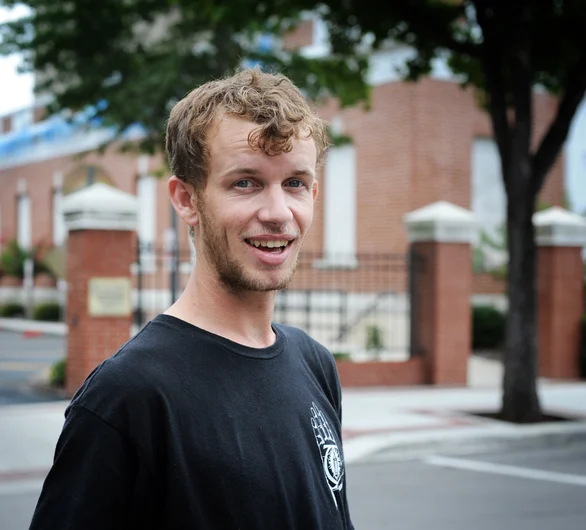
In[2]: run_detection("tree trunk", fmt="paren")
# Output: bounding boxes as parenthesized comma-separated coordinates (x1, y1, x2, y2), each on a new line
(501, 182, 542, 423)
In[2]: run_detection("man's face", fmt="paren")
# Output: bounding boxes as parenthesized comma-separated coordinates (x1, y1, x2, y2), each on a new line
(193, 116, 318, 292)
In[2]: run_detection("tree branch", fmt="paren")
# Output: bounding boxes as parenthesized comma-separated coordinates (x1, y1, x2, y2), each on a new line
(475, 1, 511, 188)
(531, 54, 586, 195)
(510, 2, 532, 187)
(401, 3, 482, 59)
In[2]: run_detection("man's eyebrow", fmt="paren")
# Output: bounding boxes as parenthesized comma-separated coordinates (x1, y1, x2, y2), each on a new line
(222, 167, 316, 179)
(291, 168, 316, 180)
(222, 167, 261, 178)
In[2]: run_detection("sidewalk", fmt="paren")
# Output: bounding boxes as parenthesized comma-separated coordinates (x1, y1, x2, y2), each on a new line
(1, 319, 585, 490)
(341, 381, 586, 463)
(1, 378, 585, 495)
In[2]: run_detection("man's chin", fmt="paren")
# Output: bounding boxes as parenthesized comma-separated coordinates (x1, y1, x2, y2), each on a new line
(241, 270, 295, 292)
(249, 276, 294, 292)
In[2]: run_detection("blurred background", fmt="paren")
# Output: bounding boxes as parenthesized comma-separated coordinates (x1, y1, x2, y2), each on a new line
(0, 2, 585, 529)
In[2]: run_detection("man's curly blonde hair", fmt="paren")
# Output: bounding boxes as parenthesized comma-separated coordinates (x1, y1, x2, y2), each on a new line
(166, 68, 329, 191)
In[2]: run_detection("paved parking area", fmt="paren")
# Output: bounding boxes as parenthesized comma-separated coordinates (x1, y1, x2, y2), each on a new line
(1, 442, 585, 530)
(1, 330, 586, 529)
(348, 441, 586, 530)
(0, 331, 64, 406)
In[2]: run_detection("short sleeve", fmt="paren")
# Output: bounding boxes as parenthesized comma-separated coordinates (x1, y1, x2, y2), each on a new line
(29, 405, 138, 530)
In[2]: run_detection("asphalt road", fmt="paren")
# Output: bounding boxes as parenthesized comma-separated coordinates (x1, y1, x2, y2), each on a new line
(1, 442, 585, 530)
(347, 442, 586, 530)
(0, 331, 65, 406)
(1, 332, 585, 529)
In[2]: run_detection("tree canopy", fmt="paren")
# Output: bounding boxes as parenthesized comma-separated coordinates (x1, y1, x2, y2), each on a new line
(0, 0, 369, 151)
(2, 0, 586, 422)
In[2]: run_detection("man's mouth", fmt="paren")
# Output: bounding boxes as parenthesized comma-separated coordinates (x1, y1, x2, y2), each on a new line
(245, 239, 292, 254)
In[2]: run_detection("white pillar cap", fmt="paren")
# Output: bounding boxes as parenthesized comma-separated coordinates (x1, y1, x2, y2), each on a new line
(63, 183, 138, 232)
(533, 207, 586, 247)
(404, 201, 477, 244)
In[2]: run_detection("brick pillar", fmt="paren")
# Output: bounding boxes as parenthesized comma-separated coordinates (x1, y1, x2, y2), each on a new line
(534, 207, 586, 380)
(62, 183, 137, 395)
(404, 201, 477, 385)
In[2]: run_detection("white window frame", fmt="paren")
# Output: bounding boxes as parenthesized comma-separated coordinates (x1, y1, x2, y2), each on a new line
(52, 172, 66, 246)
(315, 144, 358, 269)
(17, 191, 32, 251)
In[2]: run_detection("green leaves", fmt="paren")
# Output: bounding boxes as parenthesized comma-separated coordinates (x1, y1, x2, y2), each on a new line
(2, 0, 585, 159)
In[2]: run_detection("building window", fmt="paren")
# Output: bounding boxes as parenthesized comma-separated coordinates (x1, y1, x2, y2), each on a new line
(471, 138, 507, 270)
(320, 144, 357, 268)
(136, 155, 157, 271)
(17, 191, 32, 251)
(52, 172, 66, 246)
(137, 175, 157, 247)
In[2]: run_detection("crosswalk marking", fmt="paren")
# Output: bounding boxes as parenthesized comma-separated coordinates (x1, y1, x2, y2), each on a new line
(425, 455, 586, 487)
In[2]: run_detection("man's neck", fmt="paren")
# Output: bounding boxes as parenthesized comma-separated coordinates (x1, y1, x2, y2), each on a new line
(164, 266, 277, 348)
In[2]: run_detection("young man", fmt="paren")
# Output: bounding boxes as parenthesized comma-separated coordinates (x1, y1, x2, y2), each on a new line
(29, 68, 354, 529)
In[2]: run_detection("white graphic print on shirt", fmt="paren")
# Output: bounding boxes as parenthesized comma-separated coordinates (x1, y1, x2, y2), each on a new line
(310, 402, 344, 508)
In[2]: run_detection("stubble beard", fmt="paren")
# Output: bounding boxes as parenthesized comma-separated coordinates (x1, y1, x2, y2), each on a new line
(198, 206, 301, 293)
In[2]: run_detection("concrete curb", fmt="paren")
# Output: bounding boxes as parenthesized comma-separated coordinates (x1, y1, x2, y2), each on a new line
(0, 318, 67, 336)
(346, 421, 586, 464)
(28, 367, 69, 401)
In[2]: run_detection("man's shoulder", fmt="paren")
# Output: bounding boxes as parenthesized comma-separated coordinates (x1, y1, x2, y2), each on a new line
(276, 323, 329, 352)
(276, 323, 342, 411)
(276, 323, 336, 370)
(69, 319, 185, 423)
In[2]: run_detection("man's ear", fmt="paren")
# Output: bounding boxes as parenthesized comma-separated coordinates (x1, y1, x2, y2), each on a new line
(312, 179, 319, 202)
(168, 176, 199, 227)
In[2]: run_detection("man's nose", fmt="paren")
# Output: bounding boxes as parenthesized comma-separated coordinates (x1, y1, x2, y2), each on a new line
(257, 186, 294, 226)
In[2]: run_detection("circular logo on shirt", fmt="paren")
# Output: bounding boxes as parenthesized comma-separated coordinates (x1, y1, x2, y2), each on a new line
(324, 445, 344, 487)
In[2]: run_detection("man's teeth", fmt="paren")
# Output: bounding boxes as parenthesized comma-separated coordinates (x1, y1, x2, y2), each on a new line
(248, 239, 290, 248)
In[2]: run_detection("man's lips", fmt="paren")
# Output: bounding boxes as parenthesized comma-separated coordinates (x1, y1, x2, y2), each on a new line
(242, 235, 298, 265)
(244, 235, 297, 251)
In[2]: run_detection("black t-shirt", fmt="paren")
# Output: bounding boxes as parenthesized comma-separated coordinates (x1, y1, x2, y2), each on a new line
(29, 315, 354, 529)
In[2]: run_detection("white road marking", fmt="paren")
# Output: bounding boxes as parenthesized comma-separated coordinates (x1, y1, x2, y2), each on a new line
(0, 479, 44, 496)
(425, 456, 586, 487)
(0, 361, 47, 371)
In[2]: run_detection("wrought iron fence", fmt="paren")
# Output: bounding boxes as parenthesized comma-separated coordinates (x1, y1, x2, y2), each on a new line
(133, 241, 423, 360)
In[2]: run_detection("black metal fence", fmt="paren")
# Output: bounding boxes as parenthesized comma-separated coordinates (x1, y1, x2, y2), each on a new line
(134, 241, 423, 360)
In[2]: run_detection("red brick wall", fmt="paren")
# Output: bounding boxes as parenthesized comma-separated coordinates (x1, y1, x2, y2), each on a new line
(336, 357, 426, 387)
(538, 246, 584, 379)
(472, 272, 506, 294)
(304, 79, 565, 256)
(0, 144, 141, 248)
(65, 229, 135, 394)
(411, 241, 471, 385)
(0, 79, 566, 289)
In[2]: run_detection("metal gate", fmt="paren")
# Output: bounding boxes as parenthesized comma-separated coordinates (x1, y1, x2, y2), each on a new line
(134, 240, 424, 361)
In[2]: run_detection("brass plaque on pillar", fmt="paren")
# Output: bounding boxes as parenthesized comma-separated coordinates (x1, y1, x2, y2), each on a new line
(88, 278, 132, 317)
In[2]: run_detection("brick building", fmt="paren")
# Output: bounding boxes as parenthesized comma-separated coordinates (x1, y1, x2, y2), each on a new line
(0, 18, 566, 353)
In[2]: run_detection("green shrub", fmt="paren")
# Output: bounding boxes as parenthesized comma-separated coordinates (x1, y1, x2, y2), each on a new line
(579, 314, 586, 379)
(472, 305, 506, 350)
(332, 352, 352, 362)
(50, 359, 66, 387)
(0, 240, 29, 278)
(0, 239, 53, 278)
(0, 302, 25, 318)
(365, 325, 384, 353)
(33, 302, 62, 322)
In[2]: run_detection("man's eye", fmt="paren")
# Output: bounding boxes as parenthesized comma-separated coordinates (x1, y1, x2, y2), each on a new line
(287, 179, 305, 188)
(235, 180, 253, 188)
